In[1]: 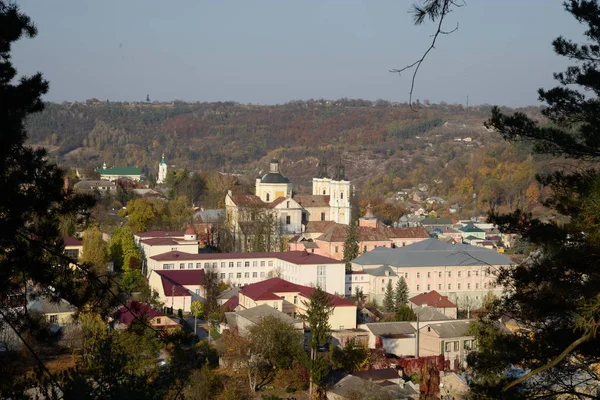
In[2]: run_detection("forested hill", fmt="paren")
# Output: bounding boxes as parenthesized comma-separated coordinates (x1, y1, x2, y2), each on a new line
(26, 99, 549, 210)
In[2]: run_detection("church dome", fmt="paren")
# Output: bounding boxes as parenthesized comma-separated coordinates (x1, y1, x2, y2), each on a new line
(261, 172, 290, 184)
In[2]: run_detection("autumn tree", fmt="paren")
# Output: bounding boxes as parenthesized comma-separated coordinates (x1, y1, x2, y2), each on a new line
(81, 226, 109, 273)
(190, 300, 204, 337)
(120, 198, 157, 233)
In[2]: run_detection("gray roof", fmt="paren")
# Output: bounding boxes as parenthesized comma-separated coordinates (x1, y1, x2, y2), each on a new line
(413, 306, 452, 322)
(260, 172, 290, 184)
(363, 264, 398, 277)
(217, 286, 239, 300)
(365, 321, 416, 337)
(194, 209, 225, 223)
(423, 321, 472, 338)
(233, 304, 300, 325)
(329, 375, 418, 399)
(421, 218, 452, 226)
(73, 180, 116, 188)
(353, 238, 514, 267)
(27, 295, 77, 315)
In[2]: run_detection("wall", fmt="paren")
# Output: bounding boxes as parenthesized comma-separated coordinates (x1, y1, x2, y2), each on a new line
(382, 336, 416, 357)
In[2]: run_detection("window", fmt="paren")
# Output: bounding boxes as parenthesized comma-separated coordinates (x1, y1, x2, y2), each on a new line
(294, 296, 298, 304)
(484, 282, 487, 289)
(220, 273, 226, 279)
(475, 271, 479, 276)
(475, 283, 479, 289)
(196, 262, 202, 268)
(445, 342, 451, 352)
(244, 272, 249, 278)
(454, 341, 459, 351)
(286, 215, 291, 225)
(229, 262, 234, 268)
(244, 261, 250, 267)
(468, 271, 471, 277)
(323, 190, 326, 195)
(321, 212, 325, 221)
(65, 249, 79, 259)
(405, 272, 408, 278)
(221, 262, 225, 268)
(164, 263, 174, 270)
(253, 261, 257, 267)
(287, 201, 290, 208)
(427, 284, 430, 290)
(268, 271, 273, 278)
(317, 265, 326, 288)
(180, 263, 185, 269)
(212, 262, 218, 268)
(448, 284, 452, 290)
(273, 302, 278, 310)
(266, 193, 270, 201)
(260, 272, 265, 277)
(156, 318, 162, 325)
(188, 263, 193, 269)
(236, 273, 242, 278)
(252, 272, 257, 278)
(363, 245, 367, 253)
(457, 283, 461, 290)
(237, 262, 242, 268)
(204, 262, 210, 268)
(195, 289, 200, 295)
(427, 272, 431, 278)
(417, 285, 420, 291)
(464, 340, 471, 350)
(467, 283, 471, 289)
(348, 286, 352, 292)
(458, 271, 461, 277)
(339, 325, 344, 330)
(268, 261, 273, 267)
(438, 284, 442, 290)
(228, 273, 233, 279)
(260, 261, 265, 267)
(49, 315, 58, 324)
(381, 279, 384, 284)
(341, 191, 344, 199)
(438, 271, 442, 278)
(447, 271, 452, 277)
(335, 246, 339, 253)
(417, 272, 420, 278)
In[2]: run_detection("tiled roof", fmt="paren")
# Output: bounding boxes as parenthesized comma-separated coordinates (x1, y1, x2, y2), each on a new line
(240, 277, 353, 307)
(230, 194, 267, 208)
(142, 238, 185, 246)
(424, 321, 472, 338)
(268, 197, 288, 208)
(156, 269, 206, 287)
(304, 220, 337, 234)
(317, 224, 390, 242)
(136, 230, 185, 238)
(221, 295, 239, 311)
(63, 235, 82, 247)
(293, 194, 330, 207)
(410, 290, 456, 308)
(150, 250, 341, 265)
(114, 301, 164, 325)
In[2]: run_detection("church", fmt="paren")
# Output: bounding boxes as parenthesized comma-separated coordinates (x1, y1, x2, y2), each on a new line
(224, 159, 351, 251)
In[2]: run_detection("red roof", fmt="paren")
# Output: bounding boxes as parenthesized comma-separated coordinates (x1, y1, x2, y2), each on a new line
(155, 270, 206, 297)
(240, 278, 354, 307)
(63, 235, 83, 247)
(184, 226, 196, 235)
(150, 250, 341, 265)
(114, 301, 165, 325)
(222, 295, 239, 311)
(141, 238, 181, 246)
(410, 290, 456, 308)
(135, 230, 184, 238)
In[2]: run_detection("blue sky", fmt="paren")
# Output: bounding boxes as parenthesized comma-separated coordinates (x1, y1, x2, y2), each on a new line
(12, 0, 585, 106)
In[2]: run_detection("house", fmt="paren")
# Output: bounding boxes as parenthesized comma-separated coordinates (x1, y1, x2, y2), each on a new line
(95, 162, 142, 181)
(351, 238, 515, 308)
(360, 322, 417, 357)
(345, 264, 398, 303)
(148, 269, 206, 313)
(146, 251, 346, 295)
(420, 218, 453, 228)
(223, 304, 304, 336)
(413, 306, 453, 322)
(27, 295, 77, 326)
(458, 224, 486, 240)
(136, 229, 199, 275)
(113, 301, 181, 331)
(410, 290, 458, 319)
(73, 180, 117, 195)
(64, 235, 83, 261)
(327, 374, 419, 400)
(419, 321, 475, 370)
(236, 278, 357, 330)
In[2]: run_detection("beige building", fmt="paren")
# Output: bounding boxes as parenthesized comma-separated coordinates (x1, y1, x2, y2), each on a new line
(135, 229, 199, 276)
(419, 321, 475, 370)
(148, 269, 206, 313)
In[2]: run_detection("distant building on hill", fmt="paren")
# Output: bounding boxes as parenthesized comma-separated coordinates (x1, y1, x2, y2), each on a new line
(157, 153, 168, 184)
(95, 162, 141, 181)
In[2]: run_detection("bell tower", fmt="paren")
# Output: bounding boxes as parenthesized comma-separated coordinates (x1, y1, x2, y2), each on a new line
(157, 153, 168, 184)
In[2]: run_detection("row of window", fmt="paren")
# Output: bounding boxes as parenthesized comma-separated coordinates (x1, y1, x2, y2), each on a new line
(220, 271, 273, 280)
(415, 282, 494, 291)
(412, 270, 485, 279)
(443, 339, 474, 353)
(162, 260, 275, 270)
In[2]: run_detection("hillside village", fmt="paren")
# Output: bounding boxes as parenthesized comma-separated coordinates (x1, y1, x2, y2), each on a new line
(0, 154, 542, 400)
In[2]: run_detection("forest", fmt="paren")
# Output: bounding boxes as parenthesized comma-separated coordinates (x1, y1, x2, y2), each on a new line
(26, 99, 555, 216)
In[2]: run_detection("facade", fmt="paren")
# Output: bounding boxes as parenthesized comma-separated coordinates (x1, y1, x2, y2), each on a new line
(27, 295, 77, 326)
(236, 278, 357, 330)
(95, 162, 142, 181)
(418, 321, 475, 370)
(148, 269, 206, 313)
(147, 251, 346, 295)
(351, 238, 515, 308)
(157, 154, 168, 184)
(310, 160, 351, 225)
(360, 322, 417, 357)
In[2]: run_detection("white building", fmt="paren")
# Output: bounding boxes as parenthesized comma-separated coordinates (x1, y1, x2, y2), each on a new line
(146, 250, 346, 295)
(157, 153, 168, 184)
(134, 229, 199, 276)
(311, 160, 351, 225)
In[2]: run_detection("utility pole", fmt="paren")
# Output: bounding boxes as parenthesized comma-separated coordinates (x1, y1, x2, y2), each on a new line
(415, 311, 420, 358)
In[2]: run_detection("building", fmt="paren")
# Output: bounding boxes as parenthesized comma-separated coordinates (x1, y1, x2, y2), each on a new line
(309, 160, 351, 225)
(135, 229, 199, 275)
(95, 162, 142, 181)
(157, 154, 168, 184)
(73, 180, 117, 195)
(360, 321, 417, 357)
(410, 290, 458, 319)
(27, 295, 77, 326)
(63, 235, 83, 261)
(418, 321, 475, 370)
(148, 269, 206, 313)
(351, 238, 515, 307)
(235, 278, 357, 330)
(146, 251, 346, 295)
(223, 304, 304, 336)
(113, 301, 181, 331)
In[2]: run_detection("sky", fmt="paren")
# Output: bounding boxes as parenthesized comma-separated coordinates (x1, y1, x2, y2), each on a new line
(12, 0, 587, 107)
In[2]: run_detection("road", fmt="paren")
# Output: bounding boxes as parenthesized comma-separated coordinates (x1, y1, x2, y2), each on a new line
(186, 317, 209, 341)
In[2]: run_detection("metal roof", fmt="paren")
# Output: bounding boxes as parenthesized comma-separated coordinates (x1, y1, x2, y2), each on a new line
(353, 238, 514, 267)
(423, 321, 472, 338)
(364, 321, 416, 336)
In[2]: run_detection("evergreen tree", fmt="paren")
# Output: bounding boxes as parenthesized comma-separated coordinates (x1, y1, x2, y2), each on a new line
(343, 220, 359, 270)
(395, 305, 417, 322)
(394, 277, 409, 312)
(383, 280, 395, 312)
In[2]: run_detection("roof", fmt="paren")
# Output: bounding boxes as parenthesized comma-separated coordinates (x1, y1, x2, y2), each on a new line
(114, 301, 165, 325)
(229, 194, 267, 207)
(260, 172, 290, 184)
(421, 218, 453, 226)
(292, 194, 330, 207)
(141, 238, 182, 246)
(154, 270, 206, 297)
(459, 224, 485, 233)
(329, 375, 418, 399)
(73, 180, 116, 188)
(194, 209, 225, 223)
(96, 166, 141, 176)
(410, 290, 456, 308)
(229, 304, 300, 326)
(136, 230, 184, 238)
(63, 235, 82, 247)
(217, 286, 240, 300)
(240, 278, 354, 307)
(364, 321, 416, 337)
(353, 368, 401, 381)
(184, 226, 196, 235)
(27, 295, 77, 315)
(222, 295, 239, 311)
(413, 306, 452, 321)
(385, 226, 430, 239)
(317, 224, 390, 242)
(304, 220, 336, 234)
(149, 250, 341, 265)
(353, 238, 515, 267)
(364, 264, 398, 277)
(424, 321, 472, 338)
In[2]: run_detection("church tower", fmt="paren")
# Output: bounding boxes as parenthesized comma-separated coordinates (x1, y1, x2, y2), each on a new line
(157, 153, 168, 184)
(312, 158, 351, 225)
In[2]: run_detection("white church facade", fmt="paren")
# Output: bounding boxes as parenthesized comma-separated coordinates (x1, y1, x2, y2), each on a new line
(225, 159, 351, 251)
(157, 154, 168, 184)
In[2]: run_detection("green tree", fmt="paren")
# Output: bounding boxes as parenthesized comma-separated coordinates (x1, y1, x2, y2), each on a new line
(190, 300, 204, 337)
(120, 198, 157, 233)
(108, 226, 142, 271)
(343, 220, 359, 270)
(330, 338, 369, 372)
(81, 226, 109, 273)
(301, 286, 335, 398)
(383, 280, 395, 312)
(394, 277, 409, 312)
(203, 268, 220, 316)
(394, 305, 417, 322)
